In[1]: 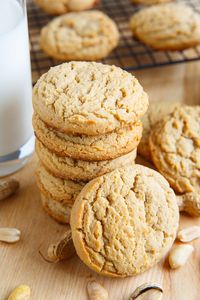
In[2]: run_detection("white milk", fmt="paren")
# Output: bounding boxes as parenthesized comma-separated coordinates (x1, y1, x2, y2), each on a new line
(0, 0, 33, 156)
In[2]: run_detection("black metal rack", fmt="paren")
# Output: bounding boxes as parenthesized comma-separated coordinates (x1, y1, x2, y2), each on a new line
(28, 0, 200, 83)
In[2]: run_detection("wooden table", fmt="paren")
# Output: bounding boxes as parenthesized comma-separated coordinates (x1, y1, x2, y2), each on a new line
(0, 62, 200, 300)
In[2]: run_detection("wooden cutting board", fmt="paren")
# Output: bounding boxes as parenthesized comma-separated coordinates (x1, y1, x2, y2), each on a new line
(0, 62, 200, 300)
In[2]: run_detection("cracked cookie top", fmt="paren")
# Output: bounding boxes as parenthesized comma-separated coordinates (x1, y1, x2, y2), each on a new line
(70, 165, 179, 277)
(130, 4, 200, 51)
(149, 105, 200, 194)
(35, 0, 98, 15)
(40, 11, 119, 61)
(33, 61, 148, 135)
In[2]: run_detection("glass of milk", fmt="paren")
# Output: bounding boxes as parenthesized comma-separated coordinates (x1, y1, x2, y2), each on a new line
(0, 0, 34, 177)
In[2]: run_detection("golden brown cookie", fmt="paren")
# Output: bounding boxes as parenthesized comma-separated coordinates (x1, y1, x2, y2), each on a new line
(138, 102, 180, 161)
(36, 163, 84, 204)
(33, 114, 142, 161)
(149, 105, 200, 194)
(70, 165, 179, 277)
(41, 193, 72, 224)
(35, 139, 137, 182)
(33, 62, 148, 136)
(130, 4, 200, 50)
(40, 11, 119, 61)
(35, 0, 98, 15)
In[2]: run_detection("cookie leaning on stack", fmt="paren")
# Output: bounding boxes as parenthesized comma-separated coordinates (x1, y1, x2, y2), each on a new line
(33, 61, 148, 223)
(70, 164, 179, 277)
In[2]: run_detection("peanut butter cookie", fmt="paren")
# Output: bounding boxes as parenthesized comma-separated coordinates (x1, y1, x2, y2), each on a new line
(40, 11, 119, 61)
(36, 163, 84, 204)
(33, 114, 142, 161)
(36, 139, 137, 182)
(35, 0, 98, 15)
(33, 62, 148, 135)
(149, 105, 200, 194)
(41, 194, 72, 224)
(130, 4, 200, 50)
(138, 102, 179, 161)
(70, 165, 179, 277)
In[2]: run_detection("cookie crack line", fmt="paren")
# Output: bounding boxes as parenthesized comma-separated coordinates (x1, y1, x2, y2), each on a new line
(153, 134, 200, 169)
(77, 226, 118, 274)
(130, 173, 169, 254)
(78, 177, 132, 275)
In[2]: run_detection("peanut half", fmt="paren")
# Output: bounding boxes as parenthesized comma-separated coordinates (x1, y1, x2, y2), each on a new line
(169, 244, 194, 269)
(129, 283, 163, 300)
(0, 228, 21, 243)
(0, 178, 19, 201)
(47, 228, 75, 262)
(8, 284, 31, 300)
(87, 280, 108, 300)
(177, 226, 200, 242)
(177, 192, 200, 217)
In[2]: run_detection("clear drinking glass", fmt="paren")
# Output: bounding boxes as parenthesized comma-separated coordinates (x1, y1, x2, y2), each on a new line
(0, 0, 34, 177)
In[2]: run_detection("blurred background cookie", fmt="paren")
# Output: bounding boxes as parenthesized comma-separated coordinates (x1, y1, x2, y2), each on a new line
(35, 0, 99, 15)
(130, 3, 200, 50)
(40, 11, 119, 60)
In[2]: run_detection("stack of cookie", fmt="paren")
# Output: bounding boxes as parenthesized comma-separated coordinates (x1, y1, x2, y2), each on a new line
(32, 61, 148, 224)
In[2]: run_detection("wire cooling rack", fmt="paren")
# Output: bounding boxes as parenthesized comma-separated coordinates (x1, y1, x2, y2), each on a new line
(28, 0, 200, 83)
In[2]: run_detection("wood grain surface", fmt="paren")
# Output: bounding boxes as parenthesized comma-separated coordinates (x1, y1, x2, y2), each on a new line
(0, 62, 200, 300)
